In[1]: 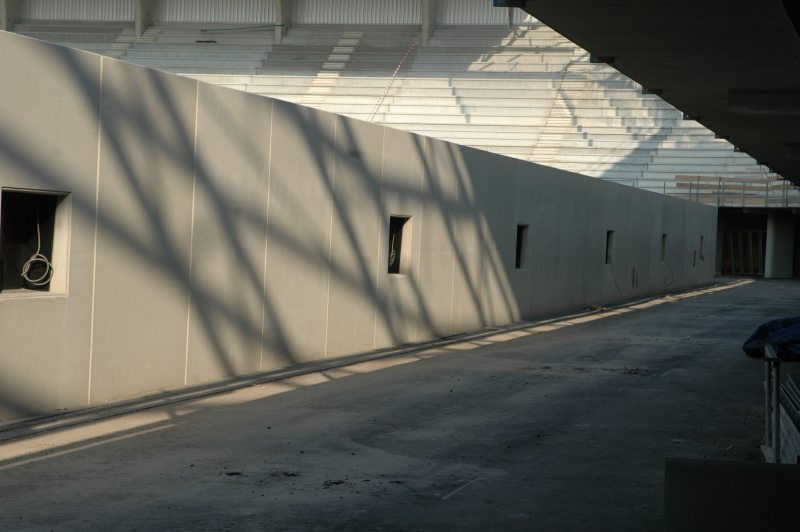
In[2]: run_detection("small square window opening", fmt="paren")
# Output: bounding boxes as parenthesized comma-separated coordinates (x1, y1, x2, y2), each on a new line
(1, 189, 69, 294)
(387, 215, 411, 275)
(605, 230, 615, 265)
(515, 224, 529, 269)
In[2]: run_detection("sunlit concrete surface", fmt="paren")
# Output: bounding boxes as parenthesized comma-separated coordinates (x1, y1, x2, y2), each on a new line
(0, 279, 792, 531)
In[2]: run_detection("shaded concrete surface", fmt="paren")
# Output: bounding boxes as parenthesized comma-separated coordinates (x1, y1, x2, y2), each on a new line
(0, 279, 793, 531)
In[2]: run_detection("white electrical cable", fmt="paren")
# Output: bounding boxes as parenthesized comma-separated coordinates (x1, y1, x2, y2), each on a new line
(388, 231, 397, 269)
(21, 208, 53, 287)
(608, 255, 624, 296)
(662, 258, 675, 287)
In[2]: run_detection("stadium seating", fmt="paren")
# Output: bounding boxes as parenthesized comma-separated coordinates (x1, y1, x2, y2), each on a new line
(12, 19, 797, 205)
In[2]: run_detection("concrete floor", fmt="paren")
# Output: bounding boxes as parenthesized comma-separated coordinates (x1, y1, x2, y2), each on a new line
(0, 279, 794, 531)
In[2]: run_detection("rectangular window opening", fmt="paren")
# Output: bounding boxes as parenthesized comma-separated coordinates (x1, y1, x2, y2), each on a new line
(387, 215, 411, 275)
(661, 233, 667, 261)
(699, 235, 705, 260)
(1, 189, 69, 294)
(605, 230, 614, 265)
(515, 224, 529, 269)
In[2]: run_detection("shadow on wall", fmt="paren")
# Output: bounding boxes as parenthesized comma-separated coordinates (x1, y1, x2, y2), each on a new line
(0, 32, 715, 423)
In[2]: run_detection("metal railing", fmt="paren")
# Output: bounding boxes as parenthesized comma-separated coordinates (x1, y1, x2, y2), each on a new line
(763, 344, 800, 464)
(605, 176, 800, 208)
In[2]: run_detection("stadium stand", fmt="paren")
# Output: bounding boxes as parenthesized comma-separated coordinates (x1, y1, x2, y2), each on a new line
(11, 14, 798, 207)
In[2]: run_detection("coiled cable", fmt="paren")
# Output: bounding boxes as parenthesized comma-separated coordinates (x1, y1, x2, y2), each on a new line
(21, 203, 53, 287)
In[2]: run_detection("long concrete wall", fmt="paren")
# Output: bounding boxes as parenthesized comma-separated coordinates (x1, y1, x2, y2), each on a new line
(0, 30, 717, 424)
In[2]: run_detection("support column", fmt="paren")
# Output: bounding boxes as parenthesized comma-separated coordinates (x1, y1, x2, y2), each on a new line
(1, 0, 23, 32)
(135, 0, 157, 38)
(765, 213, 795, 278)
(275, 0, 292, 44)
(421, 0, 437, 46)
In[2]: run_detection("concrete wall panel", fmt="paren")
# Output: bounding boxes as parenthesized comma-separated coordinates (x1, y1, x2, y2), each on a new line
(524, 169, 574, 316)
(261, 101, 335, 365)
(444, 145, 486, 334)
(469, 148, 518, 327)
(185, 83, 272, 385)
(89, 60, 197, 403)
(576, 175, 608, 307)
(510, 160, 539, 318)
(597, 179, 633, 306)
(416, 138, 459, 338)
(0, 34, 100, 420)
(325, 116, 384, 358)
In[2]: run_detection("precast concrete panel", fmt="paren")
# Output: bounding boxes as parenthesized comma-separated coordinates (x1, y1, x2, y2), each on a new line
(325, 116, 384, 358)
(627, 190, 660, 297)
(701, 208, 718, 280)
(90, 60, 197, 403)
(523, 167, 560, 317)
(373, 127, 425, 348)
(551, 170, 588, 314)
(0, 33, 100, 419)
(598, 179, 633, 306)
(688, 202, 717, 282)
(683, 202, 702, 284)
(185, 83, 271, 385)
(468, 148, 518, 327)
(443, 145, 488, 334)
(640, 194, 667, 295)
(262, 101, 335, 365)
(560, 173, 593, 311)
(522, 168, 579, 316)
(575, 175, 609, 308)
(510, 161, 539, 318)
(661, 199, 687, 289)
(677, 201, 695, 287)
(416, 137, 458, 338)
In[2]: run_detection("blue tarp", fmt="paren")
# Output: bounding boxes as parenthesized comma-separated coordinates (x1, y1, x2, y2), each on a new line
(743, 317, 800, 361)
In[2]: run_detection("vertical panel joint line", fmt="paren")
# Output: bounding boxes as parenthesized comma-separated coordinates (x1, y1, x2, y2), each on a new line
(323, 116, 338, 358)
(87, 56, 105, 405)
(413, 136, 427, 342)
(183, 82, 200, 387)
(449, 179, 458, 333)
(259, 102, 275, 370)
(372, 127, 387, 350)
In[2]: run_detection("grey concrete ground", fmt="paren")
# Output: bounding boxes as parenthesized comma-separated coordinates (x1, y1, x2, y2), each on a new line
(0, 279, 793, 531)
